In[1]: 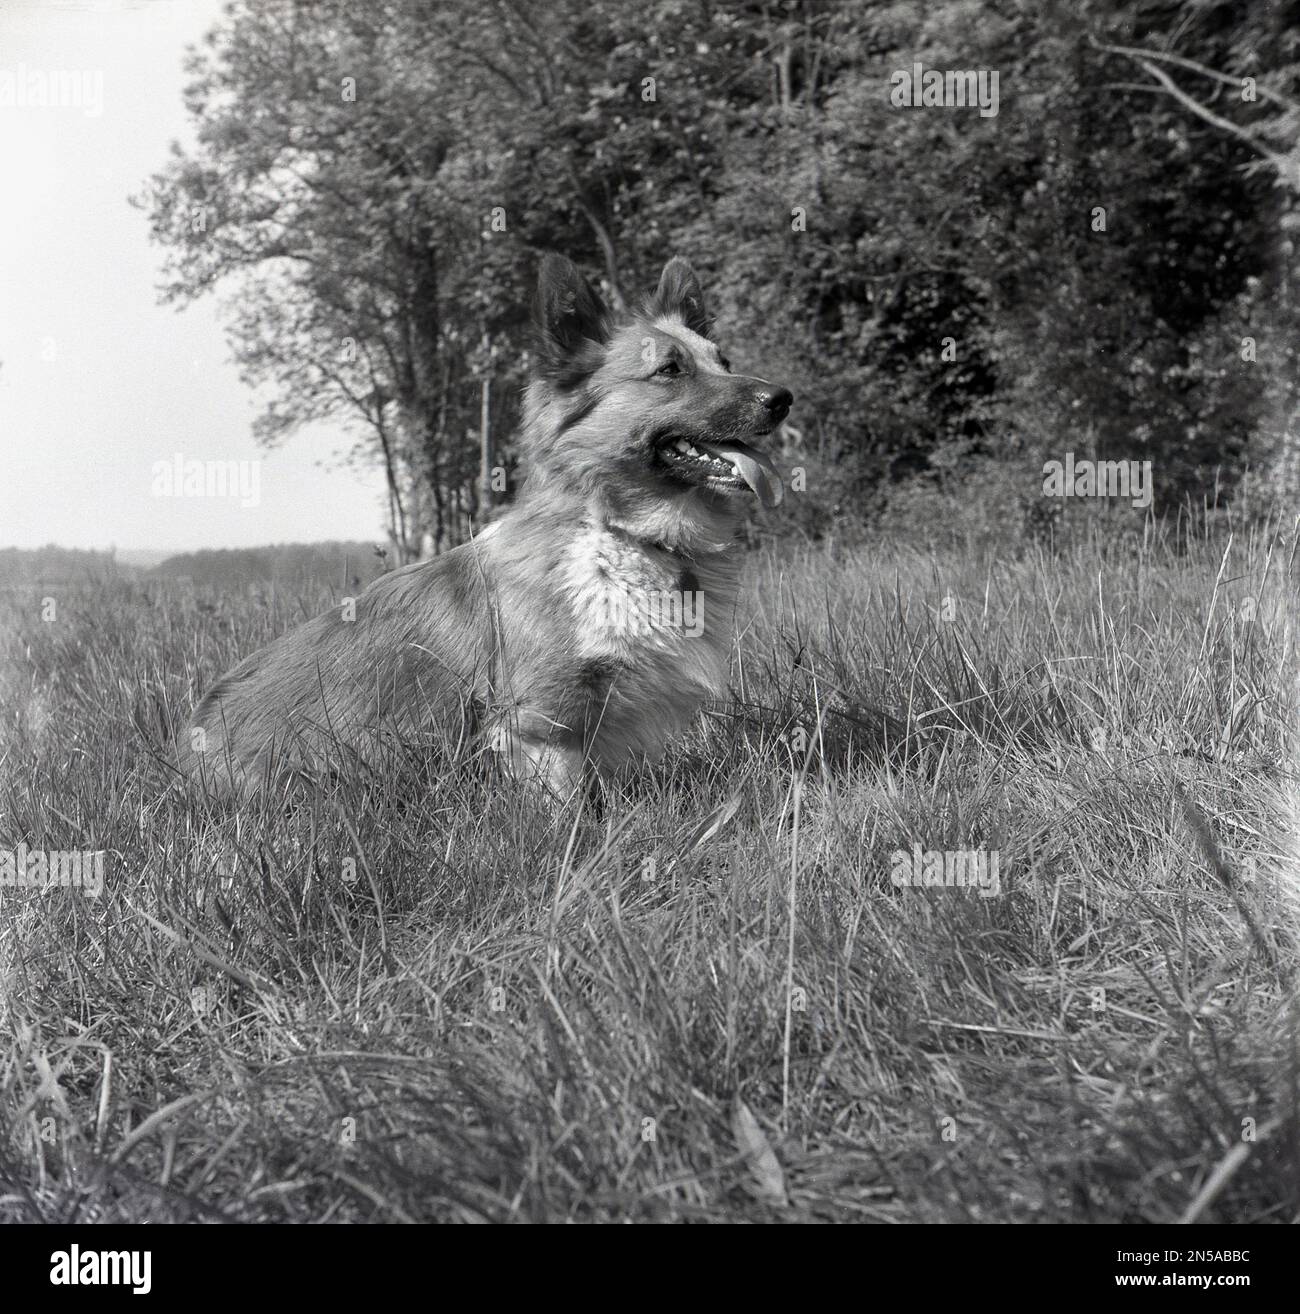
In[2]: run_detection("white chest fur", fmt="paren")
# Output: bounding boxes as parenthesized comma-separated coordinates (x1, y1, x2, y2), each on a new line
(560, 525, 733, 697)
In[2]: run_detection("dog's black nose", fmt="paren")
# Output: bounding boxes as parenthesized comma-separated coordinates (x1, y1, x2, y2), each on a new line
(759, 386, 793, 423)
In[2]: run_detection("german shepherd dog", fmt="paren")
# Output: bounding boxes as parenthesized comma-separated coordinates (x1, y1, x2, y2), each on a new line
(180, 256, 792, 797)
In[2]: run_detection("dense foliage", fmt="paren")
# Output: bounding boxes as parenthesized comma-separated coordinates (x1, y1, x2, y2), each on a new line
(139, 0, 1300, 553)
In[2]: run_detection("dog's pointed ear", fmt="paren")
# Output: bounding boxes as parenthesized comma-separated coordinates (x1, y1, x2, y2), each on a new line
(533, 255, 611, 383)
(649, 257, 711, 337)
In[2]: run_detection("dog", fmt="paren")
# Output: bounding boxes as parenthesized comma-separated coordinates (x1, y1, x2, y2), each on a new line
(179, 255, 792, 796)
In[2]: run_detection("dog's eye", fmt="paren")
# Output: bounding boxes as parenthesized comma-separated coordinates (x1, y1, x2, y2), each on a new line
(655, 360, 682, 377)
(719, 355, 732, 372)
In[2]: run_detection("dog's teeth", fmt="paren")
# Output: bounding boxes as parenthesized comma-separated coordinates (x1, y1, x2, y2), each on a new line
(672, 439, 690, 454)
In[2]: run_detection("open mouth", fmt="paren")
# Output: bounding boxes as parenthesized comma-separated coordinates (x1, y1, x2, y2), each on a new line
(654, 435, 784, 509)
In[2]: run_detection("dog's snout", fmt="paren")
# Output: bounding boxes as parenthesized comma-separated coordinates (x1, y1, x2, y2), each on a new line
(759, 386, 793, 423)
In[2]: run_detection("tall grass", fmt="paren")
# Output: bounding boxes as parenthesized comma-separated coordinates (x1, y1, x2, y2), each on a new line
(1, 518, 1297, 1221)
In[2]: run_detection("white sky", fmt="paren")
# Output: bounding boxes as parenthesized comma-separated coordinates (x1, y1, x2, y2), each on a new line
(0, 0, 389, 553)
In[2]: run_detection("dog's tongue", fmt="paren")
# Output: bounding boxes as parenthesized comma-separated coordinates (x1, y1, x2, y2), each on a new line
(696, 440, 784, 509)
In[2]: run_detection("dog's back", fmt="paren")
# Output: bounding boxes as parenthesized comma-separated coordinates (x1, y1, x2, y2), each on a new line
(180, 545, 494, 791)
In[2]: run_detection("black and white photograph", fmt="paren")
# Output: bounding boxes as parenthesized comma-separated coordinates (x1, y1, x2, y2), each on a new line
(0, 0, 1297, 1264)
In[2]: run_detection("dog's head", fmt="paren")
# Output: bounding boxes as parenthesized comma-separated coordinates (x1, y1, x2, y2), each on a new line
(520, 255, 792, 545)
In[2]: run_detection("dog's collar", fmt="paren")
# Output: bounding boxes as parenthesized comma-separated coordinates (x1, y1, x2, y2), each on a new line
(599, 518, 685, 561)
(603, 525, 700, 590)
(594, 518, 718, 584)
(644, 540, 701, 595)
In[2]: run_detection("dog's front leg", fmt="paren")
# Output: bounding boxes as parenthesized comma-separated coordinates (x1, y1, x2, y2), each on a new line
(488, 713, 586, 802)
(513, 734, 586, 800)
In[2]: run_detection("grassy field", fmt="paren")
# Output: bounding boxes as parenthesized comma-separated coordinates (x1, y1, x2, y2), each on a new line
(2, 516, 1298, 1223)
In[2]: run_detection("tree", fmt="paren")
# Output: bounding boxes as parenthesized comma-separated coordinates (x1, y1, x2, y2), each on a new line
(138, 0, 525, 556)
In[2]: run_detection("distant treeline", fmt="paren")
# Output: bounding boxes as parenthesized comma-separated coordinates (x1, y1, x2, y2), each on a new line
(150, 542, 389, 588)
(0, 546, 128, 588)
(0, 543, 389, 590)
